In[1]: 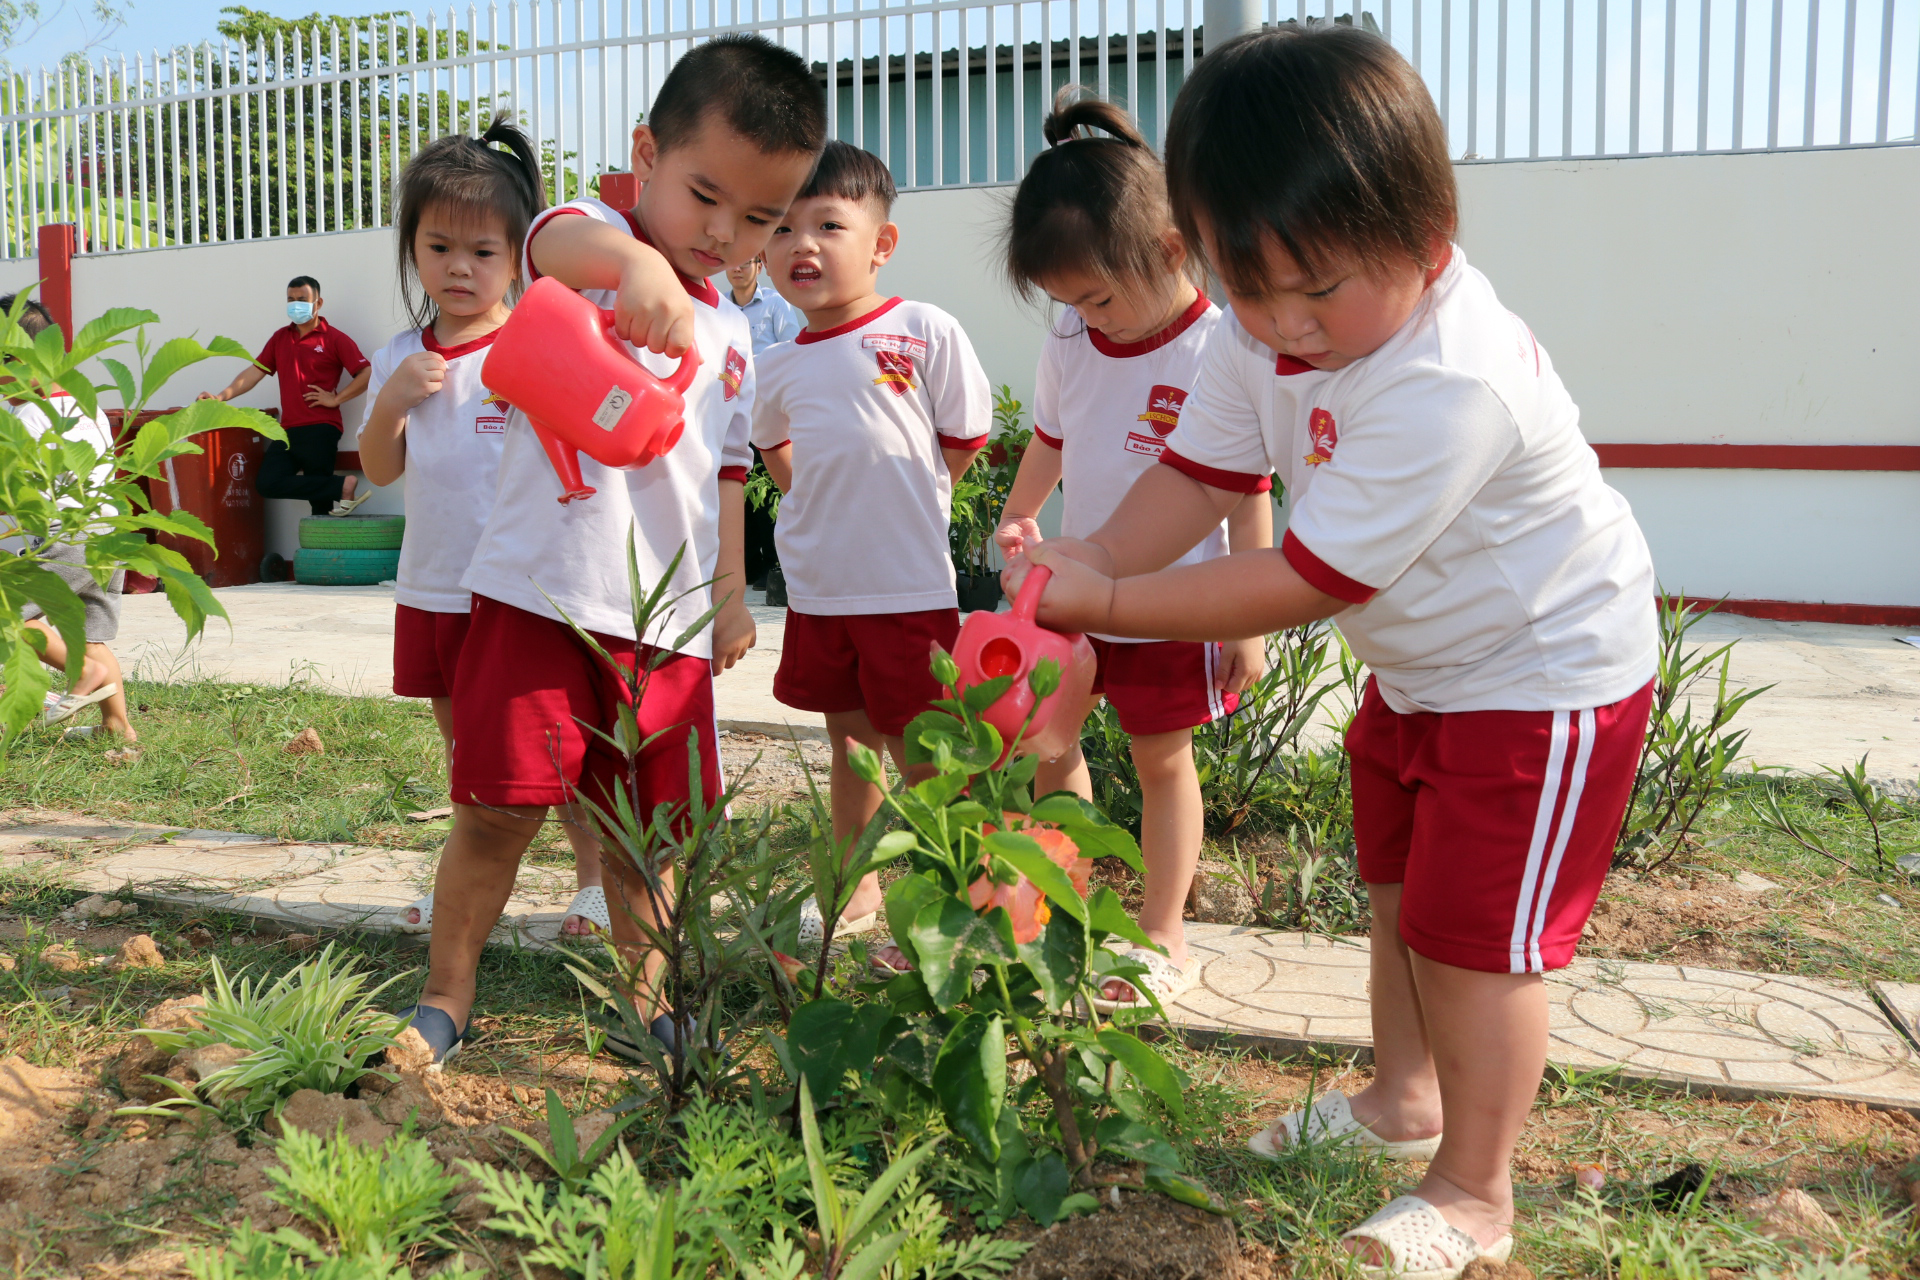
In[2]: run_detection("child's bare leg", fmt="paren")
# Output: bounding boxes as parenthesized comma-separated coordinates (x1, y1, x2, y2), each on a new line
(1033, 686, 1100, 800)
(1100, 727, 1200, 1001)
(560, 805, 606, 936)
(1338, 882, 1446, 1140)
(418, 802, 544, 1026)
(86, 644, 134, 740)
(824, 707, 922, 922)
(429, 695, 455, 744)
(601, 850, 675, 1021)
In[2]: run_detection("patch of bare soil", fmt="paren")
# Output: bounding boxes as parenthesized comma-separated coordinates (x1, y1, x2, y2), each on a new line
(1004, 1188, 1279, 1280)
(719, 732, 833, 811)
(1580, 870, 1785, 968)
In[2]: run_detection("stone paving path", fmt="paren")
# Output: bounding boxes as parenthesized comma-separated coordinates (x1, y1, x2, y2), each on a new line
(6, 810, 1919, 1111)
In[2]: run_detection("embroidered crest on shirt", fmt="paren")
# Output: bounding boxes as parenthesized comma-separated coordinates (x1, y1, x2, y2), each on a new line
(1303, 407, 1339, 466)
(1125, 384, 1187, 457)
(720, 346, 747, 401)
(861, 332, 928, 359)
(873, 349, 917, 396)
(476, 390, 509, 434)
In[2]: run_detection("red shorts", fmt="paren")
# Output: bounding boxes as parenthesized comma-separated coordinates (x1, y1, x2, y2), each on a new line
(393, 604, 472, 699)
(448, 594, 721, 820)
(1348, 676, 1654, 975)
(774, 608, 960, 738)
(1090, 638, 1239, 735)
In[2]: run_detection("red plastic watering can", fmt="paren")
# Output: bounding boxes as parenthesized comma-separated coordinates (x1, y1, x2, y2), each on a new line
(480, 276, 701, 504)
(949, 565, 1097, 762)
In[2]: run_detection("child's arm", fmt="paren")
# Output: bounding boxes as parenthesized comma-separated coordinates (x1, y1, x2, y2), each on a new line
(356, 353, 445, 487)
(712, 479, 755, 674)
(1026, 540, 1342, 642)
(529, 215, 696, 357)
(1215, 490, 1276, 693)
(760, 442, 793, 494)
(942, 443, 984, 489)
(1031, 464, 1246, 581)
(993, 435, 1062, 560)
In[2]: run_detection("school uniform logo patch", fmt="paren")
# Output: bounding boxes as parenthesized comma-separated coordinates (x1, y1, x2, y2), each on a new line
(720, 346, 747, 401)
(476, 390, 509, 434)
(1124, 384, 1188, 457)
(861, 332, 928, 360)
(873, 349, 917, 396)
(1303, 407, 1339, 466)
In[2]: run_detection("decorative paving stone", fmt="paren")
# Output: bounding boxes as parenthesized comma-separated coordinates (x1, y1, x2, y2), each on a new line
(1874, 981, 1920, 1042)
(1168, 925, 1374, 1055)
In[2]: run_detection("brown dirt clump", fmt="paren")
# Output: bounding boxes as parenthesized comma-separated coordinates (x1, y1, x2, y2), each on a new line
(1580, 870, 1777, 968)
(1461, 1261, 1535, 1280)
(1005, 1190, 1273, 1280)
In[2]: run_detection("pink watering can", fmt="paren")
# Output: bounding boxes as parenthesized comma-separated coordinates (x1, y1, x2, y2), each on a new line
(481, 276, 701, 504)
(949, 565, 1097, 762)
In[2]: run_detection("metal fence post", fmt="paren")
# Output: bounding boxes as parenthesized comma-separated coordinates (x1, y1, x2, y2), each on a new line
(1203, 0, 1261, 50)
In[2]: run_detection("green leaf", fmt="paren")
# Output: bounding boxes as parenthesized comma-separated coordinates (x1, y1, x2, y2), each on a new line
(883, 1020, 943, 1089)
(152, 561, 230, 645)
(0, 623, 55, 747)
(909, 893, 1016, 1011)
(1029, 794, 1147, 875)
(796, 1078, 845, 1244)
(932, 1012, 1005, 1165)
(983, 832, 1087, 924)
(960, 674, 1016, 716)
(99, 357, 138, 413)
(1145, 1168, 1223, 1213)
(1096, 1029, 1187, 1120)
(12, 562, 89, 683)
(70, 307, 157, 355)
(883, 872, 947, 968)
(1017, 909, 1085, 1013)
(1086, 886, 1157, 952)
(1011, 1153, 1071, 1226)
(785, 998, 892, 1101)
(1095, 1115, 1181, 1169)
(835, 1232, 910, 1280)
(147, 397, 285, 446)
(139, 336, 230, 403)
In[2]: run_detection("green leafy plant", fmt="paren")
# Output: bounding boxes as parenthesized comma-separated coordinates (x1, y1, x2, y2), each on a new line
(498, 1086, 647, 1192)
(264, 1123, 462, 1258)
(0, 293, 284, 745)
(1614, 596, 1769, 871)
(948, 386, 1031, 581)
(121, 944, 407, 1130)
(789, 647, 1213, 1227)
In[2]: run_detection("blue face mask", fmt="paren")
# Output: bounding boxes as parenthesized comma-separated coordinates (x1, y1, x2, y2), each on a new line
(287, 300, 315, 324)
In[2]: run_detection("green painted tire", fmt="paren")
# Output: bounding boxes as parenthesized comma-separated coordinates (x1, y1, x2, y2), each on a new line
(293, 547, 401, 586)
(298, 514, 406, 550)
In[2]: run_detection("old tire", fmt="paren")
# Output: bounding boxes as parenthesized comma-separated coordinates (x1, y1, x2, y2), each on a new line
(293, 548, 400, 586)
(298, 514, 406, 550)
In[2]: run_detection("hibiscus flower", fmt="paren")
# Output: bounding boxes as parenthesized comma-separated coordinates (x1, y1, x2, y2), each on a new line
(968, 821, 1091, 944)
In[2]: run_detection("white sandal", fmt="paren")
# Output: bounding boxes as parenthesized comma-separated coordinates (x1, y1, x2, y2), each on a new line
(397, 894, 433, 934)
(798, 898, 879, 948)
(1089, 946, 1198, 1013)
(329, 490, 373, 516)
(1248, 1090, 1442, 1162)
(561, 885, 611, 935)
(1340, 1195, 1513, 1279)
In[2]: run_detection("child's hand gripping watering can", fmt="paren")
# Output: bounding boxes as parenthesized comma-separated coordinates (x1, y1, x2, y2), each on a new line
(949, 565, 1097, 762)
(480, 276, 701, 504)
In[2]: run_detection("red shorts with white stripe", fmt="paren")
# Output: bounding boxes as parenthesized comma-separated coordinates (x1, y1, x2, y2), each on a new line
(1348, 676, 1654, 974)
(774, 608, 961, 738)
(1090, 638, 1239, 736)
(448, 594, 721, 822)
(392, 604, 473, 699)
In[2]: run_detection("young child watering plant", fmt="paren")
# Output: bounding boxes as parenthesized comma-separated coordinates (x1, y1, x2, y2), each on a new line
(393, 35, 826, 1067)
(354, 117, 612, 943)
(1010, 26, 1657, 1278)
(751, 141, 992, 965)
(992, 93, 1270, 1012)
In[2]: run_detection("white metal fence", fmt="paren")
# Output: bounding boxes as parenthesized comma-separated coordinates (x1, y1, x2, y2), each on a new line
(2, 0, 1915, 259)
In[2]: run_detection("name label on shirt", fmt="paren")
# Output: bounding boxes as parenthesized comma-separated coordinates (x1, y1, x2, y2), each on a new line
(476, 414, 507, 435)
(861, 333, 927, 360)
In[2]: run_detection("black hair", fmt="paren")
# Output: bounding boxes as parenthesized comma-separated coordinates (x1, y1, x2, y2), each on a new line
(1164, 23, 1456, 292)
(393, 113, 548, 328)
(797, 140, 895, 214)
(0, 293, 55, 337)
(647, 34, 827, 158)
(287, 276, 321, 297)
(1005, 91, 1184, 307)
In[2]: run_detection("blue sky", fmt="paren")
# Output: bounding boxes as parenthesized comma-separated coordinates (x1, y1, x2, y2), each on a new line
(7, 0, 247, 68)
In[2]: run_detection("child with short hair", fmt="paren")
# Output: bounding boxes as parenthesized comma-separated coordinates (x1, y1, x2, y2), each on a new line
(993, 94, 1268, 1011)
(752, 141, 991, 953)
(356, 117, 610, 941)
(1016, 26, 1656, 1278)
(399, 34, 826, 1064)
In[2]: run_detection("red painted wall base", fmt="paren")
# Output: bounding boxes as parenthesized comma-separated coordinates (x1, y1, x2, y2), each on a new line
(1671, 596, 1920, 627)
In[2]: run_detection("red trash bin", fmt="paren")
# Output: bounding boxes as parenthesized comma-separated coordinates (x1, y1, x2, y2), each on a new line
(132, 410, 273, 589)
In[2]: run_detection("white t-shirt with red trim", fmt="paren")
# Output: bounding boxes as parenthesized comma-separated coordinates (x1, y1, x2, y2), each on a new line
(1033, 294, 1249, 644)
(460, 197, 755, 656)
(750, 297, 991, 616)
(366, 327, 508, 614)
(1162, 247, 1656, 714)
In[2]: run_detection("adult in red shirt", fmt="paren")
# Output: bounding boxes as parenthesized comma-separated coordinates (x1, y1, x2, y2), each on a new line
(202, 276, 373, 515)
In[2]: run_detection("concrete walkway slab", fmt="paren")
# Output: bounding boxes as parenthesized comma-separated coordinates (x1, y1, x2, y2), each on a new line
(113, 583, 1920, 772)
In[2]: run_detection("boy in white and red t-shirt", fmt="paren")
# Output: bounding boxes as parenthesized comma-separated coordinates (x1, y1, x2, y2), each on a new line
(1020, 27, 1656, 1273)
(753, 141, 991, 948)
(394, 36, 826, 1066)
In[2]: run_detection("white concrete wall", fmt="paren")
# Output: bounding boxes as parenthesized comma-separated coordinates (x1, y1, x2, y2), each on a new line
(9, 144, 1915, 604)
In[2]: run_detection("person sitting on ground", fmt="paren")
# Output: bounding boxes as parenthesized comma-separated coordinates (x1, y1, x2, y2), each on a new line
(2, 293, 136, 743)
(200, 276, 373, 517)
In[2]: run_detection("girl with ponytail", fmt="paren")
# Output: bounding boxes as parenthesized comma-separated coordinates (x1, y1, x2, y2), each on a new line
(358, 116, 611, 955)
(994, 90, 1272, 1013)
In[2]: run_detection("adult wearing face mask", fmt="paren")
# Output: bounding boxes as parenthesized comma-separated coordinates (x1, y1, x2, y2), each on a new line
(201, 276, 374, 516)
